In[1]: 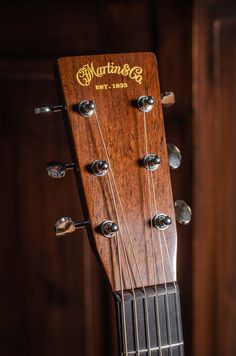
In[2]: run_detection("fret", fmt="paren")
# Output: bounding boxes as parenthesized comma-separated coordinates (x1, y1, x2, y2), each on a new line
(121, 342, 184, 355)
(114, 283, 184, 356)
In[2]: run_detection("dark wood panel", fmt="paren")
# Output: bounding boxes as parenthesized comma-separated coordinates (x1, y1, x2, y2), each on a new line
(0, 1, 152, 57)
(213, 18, 236, 356)
(193, 1, 236, 355)
(0, 2, 99, 56)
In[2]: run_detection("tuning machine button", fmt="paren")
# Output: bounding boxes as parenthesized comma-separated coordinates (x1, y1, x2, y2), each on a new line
(137, 96, 155, 112)
(167, 143, 181, 169)
(55, 217, 90, 237)
(46, 162, 76, 178)
(161, 91, 175, 107)
(77, 100, 96, 117)
(175, 200, 192, 225)
(91, 160, 109, 176)
(100, 221, 119, 238)
(153, 214, 172, 230)
(34, 105, 64, 114)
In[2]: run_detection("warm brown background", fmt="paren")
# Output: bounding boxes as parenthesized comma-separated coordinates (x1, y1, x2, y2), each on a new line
(0, 1, 235, 356)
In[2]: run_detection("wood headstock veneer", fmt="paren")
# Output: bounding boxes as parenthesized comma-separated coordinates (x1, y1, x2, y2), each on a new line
(55, 52, 177, 292)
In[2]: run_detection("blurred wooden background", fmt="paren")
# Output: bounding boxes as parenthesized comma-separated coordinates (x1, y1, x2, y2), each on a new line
(0, 0, 235, 355)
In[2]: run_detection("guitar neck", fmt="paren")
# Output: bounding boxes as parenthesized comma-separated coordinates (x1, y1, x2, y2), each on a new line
(114, 283, 184, 356)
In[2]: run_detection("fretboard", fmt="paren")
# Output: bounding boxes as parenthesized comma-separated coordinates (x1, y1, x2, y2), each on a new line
(114, 283, 184, 356)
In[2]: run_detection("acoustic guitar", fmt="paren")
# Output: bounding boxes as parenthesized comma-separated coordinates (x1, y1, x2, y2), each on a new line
(35, 52, 191, 356)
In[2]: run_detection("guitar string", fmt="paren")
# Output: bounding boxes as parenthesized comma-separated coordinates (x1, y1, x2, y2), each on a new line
(93, 100, 182, 355)
(143, 111, 163, 356)
(101, 124, 153, 356)
(146, 95, 184, 354)
(106, 167, 141, 356)
(93, 110, 128, 356)
(94, 103, 180, 356)
(94, 110, 140, 356)
(142, 102, 174, 355)
(107, 170, 140, 356)
(160, 229, 184, 356)
(150, 174, 173, 356)
(93, 110, 152, 356)
(106, 171, 129, 356)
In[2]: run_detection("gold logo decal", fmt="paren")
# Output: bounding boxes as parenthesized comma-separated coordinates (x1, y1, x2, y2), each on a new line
(76, 62, 142, 86)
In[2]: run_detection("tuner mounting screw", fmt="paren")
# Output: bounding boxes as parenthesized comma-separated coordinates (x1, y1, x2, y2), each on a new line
(175, 200, 192, 225)
(55, 217, 90, 237)
(100, 221, 119, 238)
(77, 100, 96, 117)
(137, 96, 155, 112)
(161, 91, 175, 107)
(91, 160, 109, 176)
(143, 154, 161, 171)
(167, 143, 182, 170)
(153, 214, 172, 230)
(46, 161, 76, 179)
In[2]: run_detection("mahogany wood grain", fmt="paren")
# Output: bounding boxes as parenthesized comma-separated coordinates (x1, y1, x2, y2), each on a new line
(57, 52, 177, 291)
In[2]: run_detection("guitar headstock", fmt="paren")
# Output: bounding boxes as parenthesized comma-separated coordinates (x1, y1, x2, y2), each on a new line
(35, 52, 191, 292)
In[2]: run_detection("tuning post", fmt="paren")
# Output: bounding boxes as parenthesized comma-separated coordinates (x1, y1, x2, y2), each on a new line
(167, 143, 182, 169)
(175, 200, 192, 224)
(143, 154, 161, 171)
(77, 100, 96, 117)
(153, 214, 172, 230)
(137, 96, 155, 112)
(100, 221, 119, 238)
(55, 217, 90, 237)
(161, 91, 175, 107)
(91, 160, 109, 176)
(46, 161, 76, 178)
(34, 105, 64, 114)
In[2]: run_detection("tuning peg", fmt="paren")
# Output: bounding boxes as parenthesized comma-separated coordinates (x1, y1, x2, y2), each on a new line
(100, 220, 119, 238)
(55, 217, 90, 237)
(91, 160, 109, 176)
(77, 100, 96, 117)
(143, 154, 161, 171)
(46, 161, 75, 178)
(167, 143, 181, 169)
(137, 96, 155, 112)
(161, 91, 175, 107)
(175, 200, 192, 225)
(153, 214, 172, 230)
(34, 105, 64, 114)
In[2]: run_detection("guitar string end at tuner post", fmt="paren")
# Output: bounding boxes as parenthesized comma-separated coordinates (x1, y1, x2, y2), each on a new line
(46, 161, 75, 178)
(55, 217, 90, 237)
(34, 105, 64, 115)
(91, 160, 109, 176)
(161, 91, 175, 107)
(167, 143, 182, 169)
(175, 200, 192, 225)
(153, 214, 172, 230)
(100, 221, 119, 238)
(137, 95, 155, 112)
(143, 154, 161, 171)
(77, 100, 96, 117)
